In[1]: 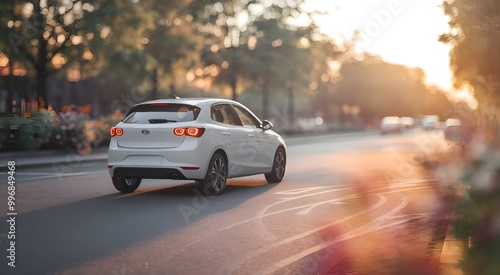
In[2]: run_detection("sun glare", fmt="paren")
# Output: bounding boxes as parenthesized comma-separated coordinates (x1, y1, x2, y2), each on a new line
(454, 83, 479, 109)
(303, 0, 456, 95)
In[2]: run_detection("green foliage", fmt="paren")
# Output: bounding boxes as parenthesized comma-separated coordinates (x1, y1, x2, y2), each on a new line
(441, 2, 500, 273)
(0, 116, 48, 151)
(441, 0, 500, 106)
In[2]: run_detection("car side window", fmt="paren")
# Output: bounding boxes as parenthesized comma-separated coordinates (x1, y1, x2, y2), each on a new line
(232, 105, 260, 128)
(211, 104, 237, 125)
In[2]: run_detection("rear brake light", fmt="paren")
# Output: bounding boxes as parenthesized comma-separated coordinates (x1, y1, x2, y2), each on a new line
(173, 128, 185, 136)
(173, 127, 205, 138)
(186, 128, 203, 137)
(110, 127, 123, 137)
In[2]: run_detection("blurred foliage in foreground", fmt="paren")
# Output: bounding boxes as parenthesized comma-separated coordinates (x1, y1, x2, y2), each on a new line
(440, 0, 500, 273)
(436, 108, 500, 275)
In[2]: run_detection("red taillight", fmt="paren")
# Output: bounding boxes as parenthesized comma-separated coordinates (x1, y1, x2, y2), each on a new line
(110, 127, 123, 137)
(186, 127, 204, 137)
(173, 128, 185, 136)
(173, 127, 205, 138)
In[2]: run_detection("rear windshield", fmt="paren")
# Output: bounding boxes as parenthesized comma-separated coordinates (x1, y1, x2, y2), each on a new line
(123, 104, 200, 124)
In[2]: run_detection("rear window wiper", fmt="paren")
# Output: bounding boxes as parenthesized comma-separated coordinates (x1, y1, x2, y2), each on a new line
(148, 119, 177, 124)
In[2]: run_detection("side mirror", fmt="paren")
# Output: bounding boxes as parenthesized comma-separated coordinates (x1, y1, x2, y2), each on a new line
(261, 120, 273, 130)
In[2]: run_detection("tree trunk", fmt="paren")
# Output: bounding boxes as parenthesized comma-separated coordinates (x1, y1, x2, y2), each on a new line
(262, 78, 269, 120)
(288, 84, 294, 125)
(37, 37, 48, 101)
(230, 75, 237, 101)
(6, 61, 14, 113)
(151, 68, 158, 100)
(169, 83, 176, 98)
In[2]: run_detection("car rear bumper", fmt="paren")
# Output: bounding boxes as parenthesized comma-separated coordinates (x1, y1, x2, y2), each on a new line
(107, 138, 210, 180)
(112, 167, 187, 180)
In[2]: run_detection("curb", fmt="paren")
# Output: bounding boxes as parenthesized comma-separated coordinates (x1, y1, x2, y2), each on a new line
(0, 147, 108, 170)
(439, 222, 464, 275)
(439, 185, 466, 275)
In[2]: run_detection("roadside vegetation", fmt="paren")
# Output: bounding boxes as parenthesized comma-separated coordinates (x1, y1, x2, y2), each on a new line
(439, 0, 500, 273)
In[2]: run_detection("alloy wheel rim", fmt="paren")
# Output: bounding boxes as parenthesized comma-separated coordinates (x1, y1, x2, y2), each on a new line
(125, 178, 135, 187)
(211, 158, 226, 192)
(274, 151, 285, 178)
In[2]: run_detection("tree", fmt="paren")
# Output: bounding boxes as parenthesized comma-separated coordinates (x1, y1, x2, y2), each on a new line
(332, 56, 454, 120)
(0, 1, 136, 100)
(196, 0, 310, 102)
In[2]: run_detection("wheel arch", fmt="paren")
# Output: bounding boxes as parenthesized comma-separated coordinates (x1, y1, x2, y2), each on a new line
(213, 148, 228, 162)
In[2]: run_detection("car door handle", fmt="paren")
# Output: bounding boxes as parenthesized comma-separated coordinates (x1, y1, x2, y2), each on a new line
(223, 132, 231, 137)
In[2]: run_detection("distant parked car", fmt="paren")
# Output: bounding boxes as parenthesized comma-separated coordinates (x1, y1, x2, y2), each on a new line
(380, 116, 402, 134)
(107, 98, 286, 195)
(444, 118, 462, 140)
(421, 115, 440, 130)
(400, 117, 415, 129)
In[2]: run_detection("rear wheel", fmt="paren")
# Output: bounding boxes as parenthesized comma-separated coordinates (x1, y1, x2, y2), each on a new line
(112, 177, 142, 193)
(199, 153, 227, 196)
(265, 147, 286, 183)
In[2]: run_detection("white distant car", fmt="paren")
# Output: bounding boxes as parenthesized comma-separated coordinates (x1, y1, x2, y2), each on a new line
(107, 98, 286, 195)
(380, 116, 402, 134)
(400, 117, 415, 129)
(444, 118, 462, 140)
(421, 115, 440, 130)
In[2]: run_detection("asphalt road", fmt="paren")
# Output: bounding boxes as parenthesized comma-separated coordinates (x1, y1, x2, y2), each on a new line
(0, 130, 456, 274)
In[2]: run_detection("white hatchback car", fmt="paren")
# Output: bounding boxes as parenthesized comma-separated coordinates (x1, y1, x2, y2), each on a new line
(107, 98, 286, 195)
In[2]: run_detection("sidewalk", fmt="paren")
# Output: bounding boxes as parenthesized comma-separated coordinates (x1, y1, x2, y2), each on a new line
(0, 146, 108, 169)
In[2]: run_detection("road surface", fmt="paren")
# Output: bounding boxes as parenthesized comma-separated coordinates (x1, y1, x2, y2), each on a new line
(0, 130, 456, 274)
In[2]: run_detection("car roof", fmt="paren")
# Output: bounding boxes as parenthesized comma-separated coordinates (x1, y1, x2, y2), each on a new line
(134, 98, 238, 108)
(382, 116, 400, 121)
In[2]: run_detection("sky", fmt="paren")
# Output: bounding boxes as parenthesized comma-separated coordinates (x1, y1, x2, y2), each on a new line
(302, 0, 454, 91)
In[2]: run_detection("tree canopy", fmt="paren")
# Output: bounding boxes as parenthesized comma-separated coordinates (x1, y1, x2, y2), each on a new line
(332, 55, 454, 120)
(440, 0, 500, 109)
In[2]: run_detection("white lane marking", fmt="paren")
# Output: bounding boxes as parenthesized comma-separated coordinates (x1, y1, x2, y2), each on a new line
(261, 197, 412, 274)
(222, 194, 388, 274)
(276, 187, 329, 195)
(224, 186, 432, 273)
(296, 194, 358, 215)
(0, 172, 92, 182)
(220, 184, 431, 232)
(219, 188, 353, 231)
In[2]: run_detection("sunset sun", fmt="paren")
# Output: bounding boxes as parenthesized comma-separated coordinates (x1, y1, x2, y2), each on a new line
(303, 0, 458, 97)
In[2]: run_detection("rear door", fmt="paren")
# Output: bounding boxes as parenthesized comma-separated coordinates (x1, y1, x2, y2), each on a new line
(116, 103, 200, 149)
(210, 104, 250, 175)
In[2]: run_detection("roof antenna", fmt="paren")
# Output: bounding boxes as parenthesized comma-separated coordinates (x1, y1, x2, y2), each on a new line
(173, 95, 180, 99)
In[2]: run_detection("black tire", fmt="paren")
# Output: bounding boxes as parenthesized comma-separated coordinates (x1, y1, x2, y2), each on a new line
(112, 177, 142, 193)
(265, 147, 286, 183)
(199, 153, 228, 196)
